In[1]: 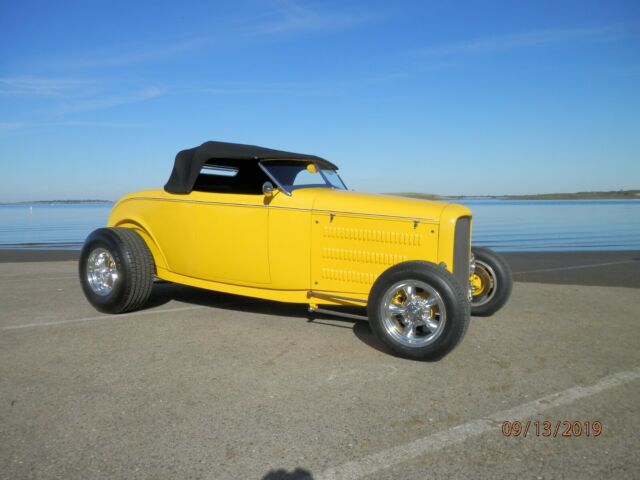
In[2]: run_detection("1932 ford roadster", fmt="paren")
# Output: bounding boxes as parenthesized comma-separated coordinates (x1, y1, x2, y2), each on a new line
(80, 141, 512, 359)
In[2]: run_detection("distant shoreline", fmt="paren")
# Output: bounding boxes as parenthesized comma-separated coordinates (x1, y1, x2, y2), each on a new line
(393, 190, 640, 201)
(1, 190, 639, 204)
(0, 200, 113, 205)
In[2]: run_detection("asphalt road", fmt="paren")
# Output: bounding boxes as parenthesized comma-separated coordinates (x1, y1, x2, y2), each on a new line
(1, 255, 639, 479)
(503, 251, 640, 289)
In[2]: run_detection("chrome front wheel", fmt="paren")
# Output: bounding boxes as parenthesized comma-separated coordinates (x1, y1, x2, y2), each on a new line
(368, 261, 470, 360)
(380, 280, 447, 348)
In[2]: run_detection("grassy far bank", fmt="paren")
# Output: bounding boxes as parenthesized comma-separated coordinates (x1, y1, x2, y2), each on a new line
(392, 190, 640, 201)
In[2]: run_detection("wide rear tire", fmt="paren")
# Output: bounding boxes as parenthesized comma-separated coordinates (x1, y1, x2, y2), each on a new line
(368, 261, 470, 360)
(79, 228, 155, 314)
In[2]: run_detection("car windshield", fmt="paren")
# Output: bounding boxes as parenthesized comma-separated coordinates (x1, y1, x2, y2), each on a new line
(261, 160, 347, 193)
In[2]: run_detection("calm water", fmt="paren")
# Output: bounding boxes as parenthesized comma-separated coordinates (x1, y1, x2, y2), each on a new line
(0, 204, 112, 250)
(0, 200, 638, 252)
(458, 199, 640, 251)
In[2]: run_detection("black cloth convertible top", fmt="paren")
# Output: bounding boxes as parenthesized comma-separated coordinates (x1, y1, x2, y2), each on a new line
(164, 140, 337, 194)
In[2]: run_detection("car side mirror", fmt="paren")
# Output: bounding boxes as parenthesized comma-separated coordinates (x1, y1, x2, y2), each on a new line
(262, 181, 276, 197)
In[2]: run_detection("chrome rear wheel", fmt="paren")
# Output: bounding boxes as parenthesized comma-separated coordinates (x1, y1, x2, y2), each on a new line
(79, 228, 154, 314)
(86, 248, 118, 296)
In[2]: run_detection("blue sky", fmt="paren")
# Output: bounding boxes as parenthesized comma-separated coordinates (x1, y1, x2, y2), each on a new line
(1, 0, 639, 201)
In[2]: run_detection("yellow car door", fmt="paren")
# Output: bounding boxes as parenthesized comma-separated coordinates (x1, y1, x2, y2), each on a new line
(159, 191, 271, 285)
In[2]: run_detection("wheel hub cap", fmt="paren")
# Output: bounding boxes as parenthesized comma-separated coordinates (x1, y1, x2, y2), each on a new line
(86, 248, 118, 296)
(470, 260, 497, 307)
(470, 273, 485, 295)
(380, 280, 447, 348)
(406, 302, 422, 320)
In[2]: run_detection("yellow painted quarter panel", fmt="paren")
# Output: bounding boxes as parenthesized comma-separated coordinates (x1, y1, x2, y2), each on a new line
(110, 190, 271, 285)
(172, 198, 270, 284)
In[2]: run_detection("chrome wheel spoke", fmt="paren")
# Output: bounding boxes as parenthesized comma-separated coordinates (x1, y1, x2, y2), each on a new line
(388, 303, 407, 315)
(424, 297, 437, 308)
(403, 322, 417, 339)
(402, 285, 415, 300)
(381, 280, 448, 348)
(424, 317, 439, 332)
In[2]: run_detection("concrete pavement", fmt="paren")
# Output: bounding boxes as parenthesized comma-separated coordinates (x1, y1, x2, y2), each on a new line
(0, 258, 639, 479)
(2, 249, 638, 288)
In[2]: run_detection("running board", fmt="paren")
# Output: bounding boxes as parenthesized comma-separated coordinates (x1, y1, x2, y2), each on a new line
(306, 291, 369, 321)
(308, 305, 368, 322)
(306, 290, 368, 305)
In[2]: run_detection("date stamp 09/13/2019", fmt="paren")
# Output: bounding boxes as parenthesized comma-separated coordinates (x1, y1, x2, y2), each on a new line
(502, 420, 603, 438)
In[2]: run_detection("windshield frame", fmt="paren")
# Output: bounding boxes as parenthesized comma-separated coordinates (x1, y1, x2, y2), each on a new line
(317, 167, 348, 190)
(259, 160, 347, 196)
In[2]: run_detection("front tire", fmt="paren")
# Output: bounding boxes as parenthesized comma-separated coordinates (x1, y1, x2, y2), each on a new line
(470, 246, 512, 317)
(368, 261, 470, 360)
(79, 228, 155, 314)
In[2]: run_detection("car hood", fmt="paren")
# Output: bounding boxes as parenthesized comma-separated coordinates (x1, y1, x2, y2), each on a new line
(309, 189, 451, 222)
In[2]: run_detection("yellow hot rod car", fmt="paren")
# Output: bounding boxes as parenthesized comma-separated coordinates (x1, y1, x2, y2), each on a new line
(80, 141, 511, 359)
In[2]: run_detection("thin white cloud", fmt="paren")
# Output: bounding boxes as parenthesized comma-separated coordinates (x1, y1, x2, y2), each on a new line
(54, 88, 165, 114)
(51, 120, 145, 127)
(1, 74, 164, 121)
(0, 122, 29, 130)
(201, 73, 408, 96)
(0, 76, 93, 96)
(203, 81, 313, 95)
(0, 120, 145, 130)
(45, 2, 376, 69)
(256, 0, 377, 35)
(57, 39, 210, 69)
(418, 25, 622, 57)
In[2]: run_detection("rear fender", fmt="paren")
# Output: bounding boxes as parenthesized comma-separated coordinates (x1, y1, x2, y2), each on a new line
(109, 219, 167, 271)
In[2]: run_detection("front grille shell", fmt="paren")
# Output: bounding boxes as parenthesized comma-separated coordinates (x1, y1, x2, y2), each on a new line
(452, 216, 471, 289)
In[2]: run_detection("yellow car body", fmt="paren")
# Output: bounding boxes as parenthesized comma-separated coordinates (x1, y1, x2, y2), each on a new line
(107, 187, 472, 308)
(80, 141, 515, 359)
